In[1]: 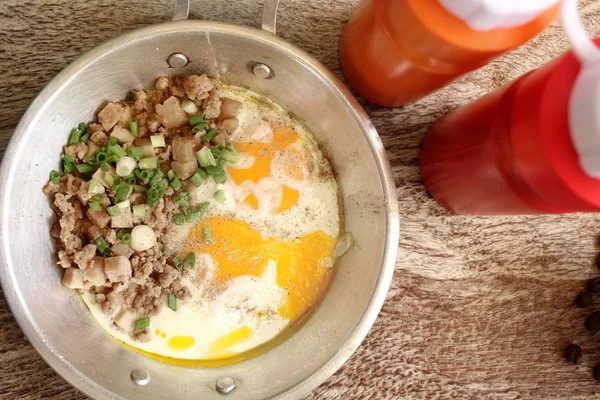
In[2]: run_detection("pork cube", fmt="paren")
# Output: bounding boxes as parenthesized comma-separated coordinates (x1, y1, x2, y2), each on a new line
(104, 256, 132, 283)
(83, 257, 108, 287)
(155, 96, 188, 128)
(110, 125, 136, 144)
(62, 268, 85, 289)
(110, 200, 133, 229)
(98, 102, 133, 131)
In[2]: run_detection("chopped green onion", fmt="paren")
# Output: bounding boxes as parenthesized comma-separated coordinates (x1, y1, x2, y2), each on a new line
(163, 248, 170, 256)
(113, 182, 130, 203)
(86, 155, 99, 166)
(128, 147, 145, 160)
(91, 194, 103, 202)
(75, 163, 94, 175)
(189, 115, 205, 126)
(96, 237, 110, 257)
(186, 211, 201, 223)
(213, 190, 226, 204)
(78, 122, 88, 133)
(173, 213, 185, 225)
(138, 157, 158, 170)
(96, 151, 108, 163)
(109, 137, 119, 146)
(167, 293, 177, 311)
(129, 119, 138, 137)
(220, 149, 241, 164)
(133, 184, 146, 193)
(100, 162, 110, 172)
(107, 205, 121, 216)
(185, 252, 195, 269)
(167, 169, 176, 181)
(104, 173, 115, 187)
(203, 129, 218, 142)
(157, 179, 169, 192)
(88, 178, 100, 194)
(173, 256, 183, 271)
(125, 172, 136, 185)
(198, 202, 210, 214)
(212, 171, 227, 184)
(190, 169, 207, 187)
(121, 233, 131, 245)
(196, 147, 216, 167)
(150, 135, 166, 148)
(192, 123, 209, 133)
(116, 230, 125, 240)
(126, 91, 134, 101)
(135, 317, 150, 331)
(148, 169, 164, 186)
(62, 155, 74, 174)
(203, 227, 213, 245)
(108, 144, 126, 160)
(69, 128, 82, 144)
(80, 133, 90, 144)
(89, 201, 102, 212)
(210, 144, 226, 156)
(140, 169, 155, 181)
(49, 170, 61, 184)
(170, 177, 183, 191)
(133, 204, 148, 219)
(174, 196, 188, 209)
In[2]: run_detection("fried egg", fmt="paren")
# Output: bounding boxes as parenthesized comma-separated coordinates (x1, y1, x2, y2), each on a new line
(83, 86, 341, 365)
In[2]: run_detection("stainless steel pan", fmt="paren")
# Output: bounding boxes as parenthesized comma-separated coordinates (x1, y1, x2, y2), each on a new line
(0, 0, 399, 398)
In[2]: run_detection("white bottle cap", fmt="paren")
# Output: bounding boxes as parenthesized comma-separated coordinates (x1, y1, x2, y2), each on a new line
(564, 0, 600, 178)
(439, 0, 559, 31)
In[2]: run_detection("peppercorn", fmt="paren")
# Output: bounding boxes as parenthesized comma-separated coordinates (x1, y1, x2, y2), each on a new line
(587, 277, 600, 293)
(575, 292, 594, 308)
(585, 312, 600, 331)
(564, 344, 582, 364)
(594, 364, 600, 382)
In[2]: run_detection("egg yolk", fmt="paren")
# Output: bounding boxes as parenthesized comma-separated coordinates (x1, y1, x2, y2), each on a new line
(229, 125, 308, 213)
(185, 216, 336, 321)
(168, 336, 196, 351)
(207, 326, 254, 356)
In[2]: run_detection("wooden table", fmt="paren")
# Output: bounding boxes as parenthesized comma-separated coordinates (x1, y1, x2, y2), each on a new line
(2, 0, 600, 398)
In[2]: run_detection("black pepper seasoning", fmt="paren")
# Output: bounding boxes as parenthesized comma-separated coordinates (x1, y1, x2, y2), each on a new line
(575, 292, 594, 308)
(585, 312, 600, 332)
(564, 344, 582, 364)
(594, 364, 600, 382)
(587, 277, 600, 293)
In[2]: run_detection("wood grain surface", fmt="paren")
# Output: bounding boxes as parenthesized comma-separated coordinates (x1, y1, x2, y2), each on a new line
(2, 0, 600, 399)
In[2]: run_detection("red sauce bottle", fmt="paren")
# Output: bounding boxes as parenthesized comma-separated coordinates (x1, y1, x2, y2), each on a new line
(420, 1, 600, 215)
(339, 0, 559, 107)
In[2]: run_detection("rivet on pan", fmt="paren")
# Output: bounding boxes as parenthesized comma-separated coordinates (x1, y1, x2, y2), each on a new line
(167, 53, 189, 68)
(252, 62, 272, 79)
(130, 369, 151, 386)
(216, 376, 236, 394)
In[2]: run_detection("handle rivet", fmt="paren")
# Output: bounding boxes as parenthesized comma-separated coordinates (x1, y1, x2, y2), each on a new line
(130, 369, 151, 386)
(167, 53, 189, 68)
(252, 62, 272, 79)
(216, 377, 236, 394)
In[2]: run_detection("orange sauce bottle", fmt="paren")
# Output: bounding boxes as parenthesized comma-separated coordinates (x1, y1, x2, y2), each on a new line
(339, 0, 560, 107)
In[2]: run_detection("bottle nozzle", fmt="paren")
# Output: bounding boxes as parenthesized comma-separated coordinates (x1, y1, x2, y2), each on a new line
(561, 0, 600, 64)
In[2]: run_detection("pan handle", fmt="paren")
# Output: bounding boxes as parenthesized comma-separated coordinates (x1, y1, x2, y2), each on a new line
(172, 0, 280, 34)
(261, 0, 281, 35)
(173, 0, 189, 21)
